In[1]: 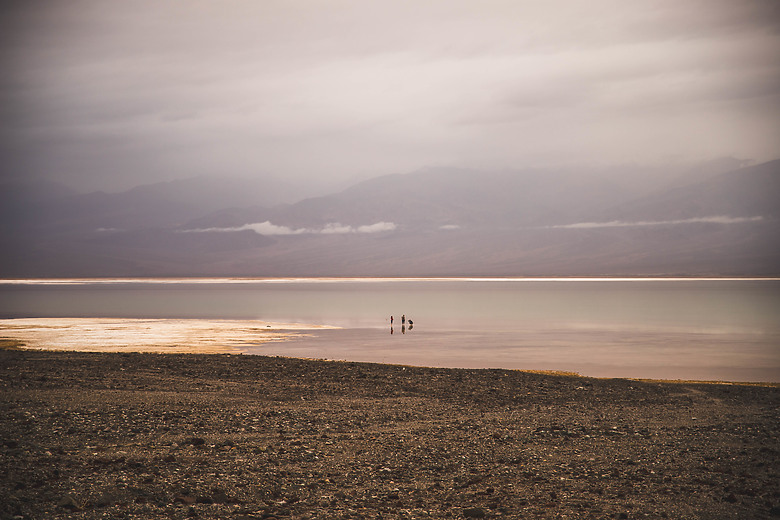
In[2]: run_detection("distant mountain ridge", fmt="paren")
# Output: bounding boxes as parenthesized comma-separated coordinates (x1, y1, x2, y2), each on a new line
(184, 159, 777, 233)
(595, 159, 780, 223)
(1, 159, 777, 277)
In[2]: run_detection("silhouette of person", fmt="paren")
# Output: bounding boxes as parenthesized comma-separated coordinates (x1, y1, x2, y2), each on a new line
(401, 314, 405, 325)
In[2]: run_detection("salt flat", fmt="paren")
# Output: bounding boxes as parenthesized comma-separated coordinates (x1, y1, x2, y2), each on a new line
(0, 318, 335, 354)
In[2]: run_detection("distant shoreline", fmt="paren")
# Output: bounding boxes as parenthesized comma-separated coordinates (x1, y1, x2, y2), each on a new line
(2, 276, 780, 285)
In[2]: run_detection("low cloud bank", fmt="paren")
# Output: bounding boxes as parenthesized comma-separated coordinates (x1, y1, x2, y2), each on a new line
(189, 221, 397, 235)
(549, 216, 764, 229)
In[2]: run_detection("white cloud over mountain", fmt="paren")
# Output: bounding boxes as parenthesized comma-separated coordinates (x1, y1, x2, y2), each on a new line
(190, 221, 397, 236)
(549, 216, 764, 229)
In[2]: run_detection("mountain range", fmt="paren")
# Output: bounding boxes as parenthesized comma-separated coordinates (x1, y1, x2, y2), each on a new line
(1, 159, 778, 277)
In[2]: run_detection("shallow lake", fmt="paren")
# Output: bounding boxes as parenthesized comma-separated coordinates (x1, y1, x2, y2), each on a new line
(1, 278, 778, 382)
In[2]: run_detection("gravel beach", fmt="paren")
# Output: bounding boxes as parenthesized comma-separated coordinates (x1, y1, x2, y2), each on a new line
(1, 349, 778, 519)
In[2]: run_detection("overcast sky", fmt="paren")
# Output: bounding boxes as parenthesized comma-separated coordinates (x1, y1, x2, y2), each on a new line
(2, 0, 779, 192)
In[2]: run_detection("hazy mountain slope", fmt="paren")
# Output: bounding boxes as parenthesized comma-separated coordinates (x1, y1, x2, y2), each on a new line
(6, 174, 319, 238)
(184, 160, 751, 233)
(2, 160, 777, 277)
(0, 174, 299, 276)
(595, 160, 780, 223)
(184, 165, 700, 232)
(170, 160, 780, 277)
(0, 179, 78, 231)
(44, 220, 772, 278)
(3, 229, 274, 278)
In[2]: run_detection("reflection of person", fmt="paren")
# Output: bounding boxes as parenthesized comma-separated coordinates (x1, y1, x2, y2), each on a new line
(402, 324, 405, 334)
(390, 326, 394, 335)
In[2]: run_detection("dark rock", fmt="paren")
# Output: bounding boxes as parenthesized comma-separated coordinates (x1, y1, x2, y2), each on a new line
(463, 507, 486, 518)
(95, 492, 118, 507)
(174, 495, 197, 505)
(188, 437, 206, 446)
(57, 494, 82, 511)
(211, 488, 231, 503)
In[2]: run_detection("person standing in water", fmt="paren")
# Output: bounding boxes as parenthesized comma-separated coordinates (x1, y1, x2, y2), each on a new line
(390, 315, 394, 325)
(401, 315, 405, 325)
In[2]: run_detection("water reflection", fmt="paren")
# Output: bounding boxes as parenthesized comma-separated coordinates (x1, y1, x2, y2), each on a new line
(391, 323, 413, 334)
(1, 279, 778, 381)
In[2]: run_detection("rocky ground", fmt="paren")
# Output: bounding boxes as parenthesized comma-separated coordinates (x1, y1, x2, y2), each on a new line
(0, 349, 778, 519)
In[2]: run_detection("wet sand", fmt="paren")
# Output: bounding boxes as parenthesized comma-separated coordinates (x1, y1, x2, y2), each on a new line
(1, 349, 778, 519)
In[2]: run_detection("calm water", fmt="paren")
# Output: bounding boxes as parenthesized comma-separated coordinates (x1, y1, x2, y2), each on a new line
(1, 278, 779, 381)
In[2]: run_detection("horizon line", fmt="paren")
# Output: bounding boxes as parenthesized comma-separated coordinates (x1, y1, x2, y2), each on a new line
(1, 276, 779, 285)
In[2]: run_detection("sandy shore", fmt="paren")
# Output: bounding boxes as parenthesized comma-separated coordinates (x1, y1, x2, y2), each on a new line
(1, 349, 779, 519)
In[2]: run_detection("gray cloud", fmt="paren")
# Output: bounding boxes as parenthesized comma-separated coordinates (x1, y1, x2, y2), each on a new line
(2, 0, 779, 191)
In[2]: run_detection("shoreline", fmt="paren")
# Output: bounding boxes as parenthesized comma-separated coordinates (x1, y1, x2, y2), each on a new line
(2, 276, 780, 285)
(2, 315, 778, 384)
(2, 318, 779, 385)
(1, 349, 778, 519)
(4, 279, 778, 383)
(3, 340, 779, 388)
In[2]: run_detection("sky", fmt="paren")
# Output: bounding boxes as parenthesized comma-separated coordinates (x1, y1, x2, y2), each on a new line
(2, 0, 779, 192)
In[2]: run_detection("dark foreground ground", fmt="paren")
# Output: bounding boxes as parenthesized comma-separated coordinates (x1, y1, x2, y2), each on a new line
(0, 350, 778, 520)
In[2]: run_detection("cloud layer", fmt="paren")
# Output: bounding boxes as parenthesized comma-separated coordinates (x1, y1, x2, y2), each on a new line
(550, 216, 764, 229)
(191, 221, 397, 236)
(2, 1, 779, 191)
